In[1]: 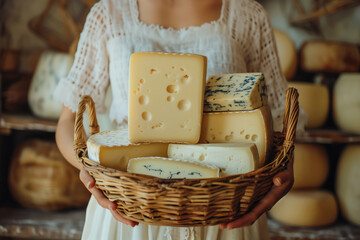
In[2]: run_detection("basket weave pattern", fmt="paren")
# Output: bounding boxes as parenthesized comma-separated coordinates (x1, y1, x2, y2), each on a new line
(74, 88, 299, 227)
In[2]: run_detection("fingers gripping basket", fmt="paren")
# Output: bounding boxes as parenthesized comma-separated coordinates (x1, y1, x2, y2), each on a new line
(74, 88, 299, 227)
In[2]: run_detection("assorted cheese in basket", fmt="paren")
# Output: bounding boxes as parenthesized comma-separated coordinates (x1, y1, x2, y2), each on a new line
(127, 157, 221, 179)
(86, 52, 273, 179)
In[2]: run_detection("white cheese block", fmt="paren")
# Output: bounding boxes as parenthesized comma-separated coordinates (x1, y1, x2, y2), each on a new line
(28, 51, 73, 120)
(336, 144, 360, 226)
(333, 73, 360, 134)
(199, 106, 273, 167)
(168, 143, 259, 176)
(203, 73, 268, 112)
(292, 143, 329, 189)
(127, 157, 220, 179)
(86, 129, 168, 171)
(273, 29, 297, 81)
(128, 52, 207, 144)
(269, 189, 338, 227)
(288, 82, 329, 128)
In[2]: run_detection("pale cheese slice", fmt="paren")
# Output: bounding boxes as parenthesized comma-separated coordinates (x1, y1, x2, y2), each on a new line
(127, 157, 220, 179)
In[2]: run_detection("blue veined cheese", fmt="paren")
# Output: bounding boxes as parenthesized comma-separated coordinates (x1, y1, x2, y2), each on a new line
(168, 143, 260, 176)
(127, 157, 220, 179)
(204, 73, 268, 112)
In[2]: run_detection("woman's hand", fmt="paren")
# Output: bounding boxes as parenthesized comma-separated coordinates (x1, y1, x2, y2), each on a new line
(219, 159, 294, 230)
(79, 168, 139, 227)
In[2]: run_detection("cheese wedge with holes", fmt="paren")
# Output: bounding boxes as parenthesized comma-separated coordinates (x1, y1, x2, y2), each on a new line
(129, 52, 207, 144)
(127, 157, 220, 179)
(86, 129, 168, 171)
(204, 73, 267, 112)
(168, 143, 259, 176)
(199, 106, 273, 167)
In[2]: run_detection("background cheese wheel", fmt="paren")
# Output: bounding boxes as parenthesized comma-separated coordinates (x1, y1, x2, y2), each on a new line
(333, 73, 360, 134)
(336, 144, 360, 226)
(273, 28, 297, 81)
(300, 41, 360, 73)
(293, 143, 329, 189)
(269, 190, 338, 227)
(288, 82, 329, 128)
(8, 139, 90, 211)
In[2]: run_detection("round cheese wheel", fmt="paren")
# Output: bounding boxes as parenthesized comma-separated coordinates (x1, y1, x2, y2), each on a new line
(8, 139, 90, 211)
(273, 29, 297, 81)
(288, 82, 329, 128)
(336, 144, 360, 226)
(293, 143, 329, 189)
(333, 73, 360, 134)
(28, 51, 73, 120)
(269, 190, 338, 227)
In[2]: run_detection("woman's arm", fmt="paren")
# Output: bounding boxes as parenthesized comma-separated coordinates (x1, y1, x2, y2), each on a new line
(56, 106, 138, 227)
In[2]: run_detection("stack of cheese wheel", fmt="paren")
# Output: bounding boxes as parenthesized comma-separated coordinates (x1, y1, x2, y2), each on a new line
(269, 143, 338, 227)
(87, 52, 273, 179)
(336, 144, 360, 226)
(9, 139, 90, 211)
(288, 82, 329, 129)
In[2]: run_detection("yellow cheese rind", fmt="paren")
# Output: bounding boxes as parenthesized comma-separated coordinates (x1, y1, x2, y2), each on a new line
(199, 106, 273, 167)
(288, 82, 329, 128)
(168, 143, 259, 176)
(128, 52, 207, 144)
(86, 129, 168, 171)
(292, 143, 329, 189)
(269, 190, 338, 227)
(127, 157, 220, 179)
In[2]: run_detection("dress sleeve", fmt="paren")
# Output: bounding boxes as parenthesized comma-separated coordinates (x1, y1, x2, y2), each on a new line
(54, 2, 110, 113)
(246, 4, 307, 132)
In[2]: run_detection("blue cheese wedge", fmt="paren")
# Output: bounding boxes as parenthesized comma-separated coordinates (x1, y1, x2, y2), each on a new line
(204, 73, 268, 112)
(127, 157, 220, 179)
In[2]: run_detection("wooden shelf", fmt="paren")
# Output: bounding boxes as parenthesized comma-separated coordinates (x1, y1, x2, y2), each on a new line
(296, 129, 360, 144)
(0, 113, 57, 133)
(0, 207, 85, 239)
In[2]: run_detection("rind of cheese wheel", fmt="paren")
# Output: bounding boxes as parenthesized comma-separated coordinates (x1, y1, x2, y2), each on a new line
(199, 106, 273, 167)
(86, 129, 168, 171)
(333, 73, 360, 134)
(300, 41, 360, 73)
(288, 82, 329, 128)
(128, 52, 207, 144)
(336, 144, 360, 226)
(273, 29, 297, 80)
(293, 143, 329, 189)
(269, 190, 338, 227)
(203, 73, 267, 112)
(168, 143, 259, 176)
(127, 157, 220, 179)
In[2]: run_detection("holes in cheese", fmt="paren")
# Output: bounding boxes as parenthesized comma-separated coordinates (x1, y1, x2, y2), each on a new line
(168, 143, 260, 176)
(129, 52, 207, 143)
(86, 129, 168, 171)
(127, 157, 220, 179)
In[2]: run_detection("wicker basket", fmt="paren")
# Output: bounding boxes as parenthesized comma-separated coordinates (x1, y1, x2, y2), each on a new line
(73, 88, 299, 227)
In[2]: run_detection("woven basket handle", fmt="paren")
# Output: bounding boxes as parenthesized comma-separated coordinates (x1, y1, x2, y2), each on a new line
(73, 95, 100, 157)
(281, 88, 299, 149)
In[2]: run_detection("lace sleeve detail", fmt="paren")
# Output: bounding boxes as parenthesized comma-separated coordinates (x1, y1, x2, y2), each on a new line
(245, 2, 307, 132)
(54, 2, 110, 113)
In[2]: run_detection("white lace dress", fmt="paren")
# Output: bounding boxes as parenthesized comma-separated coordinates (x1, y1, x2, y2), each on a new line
(54, 0, 306, 239)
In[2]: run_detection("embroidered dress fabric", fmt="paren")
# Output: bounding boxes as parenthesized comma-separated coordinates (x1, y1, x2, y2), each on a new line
(54, 0, 306, 239)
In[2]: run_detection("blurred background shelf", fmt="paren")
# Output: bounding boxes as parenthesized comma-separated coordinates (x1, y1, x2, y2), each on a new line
(0, 113, 57, 134)
(296, 129, 360, 144)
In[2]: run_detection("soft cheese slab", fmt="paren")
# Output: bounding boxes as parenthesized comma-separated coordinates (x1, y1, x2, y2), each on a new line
(199, 106, 273, 167)
(129, 52, 207, 143)
(204, 73, 267, 112)
(127, 157, 220, 179)
(86, 129, 168, 171)
(168, 143, 259, 176)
